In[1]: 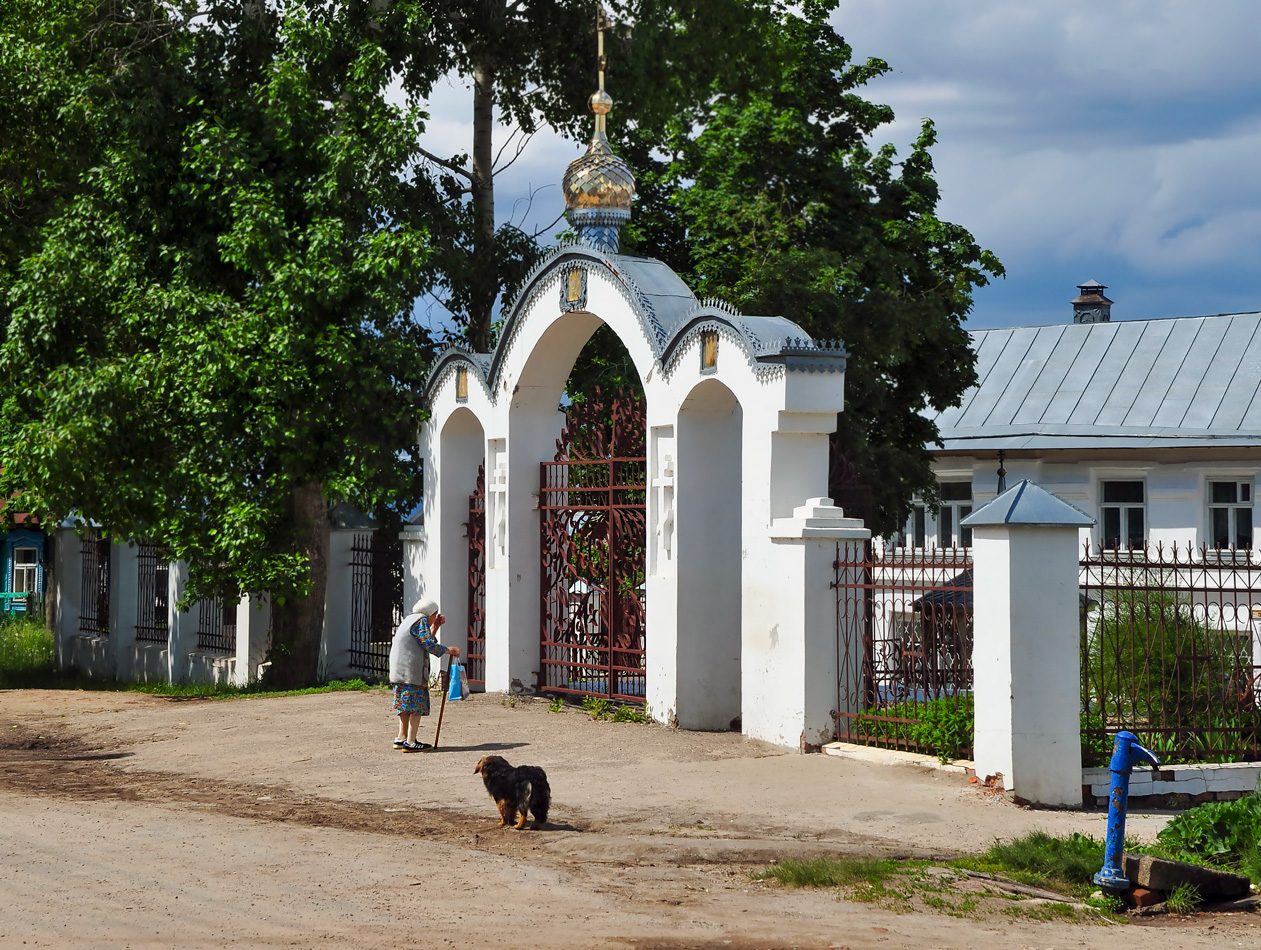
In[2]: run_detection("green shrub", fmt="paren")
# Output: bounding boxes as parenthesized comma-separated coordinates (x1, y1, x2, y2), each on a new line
(1156, 790, 1261, 877)
(1082, 592, 1261, 763)
(0, 617, 55, 682)
(581, 696, 611, 720)
(857, 695, 973, 763)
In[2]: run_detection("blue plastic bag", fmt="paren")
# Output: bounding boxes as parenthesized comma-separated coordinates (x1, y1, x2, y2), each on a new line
(447, 660, 467, 701)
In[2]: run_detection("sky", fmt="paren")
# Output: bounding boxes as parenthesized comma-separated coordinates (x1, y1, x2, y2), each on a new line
(415, 1, 1261, 333)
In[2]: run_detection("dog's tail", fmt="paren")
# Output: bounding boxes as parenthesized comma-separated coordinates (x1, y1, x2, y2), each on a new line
(520, 766, 550, 825)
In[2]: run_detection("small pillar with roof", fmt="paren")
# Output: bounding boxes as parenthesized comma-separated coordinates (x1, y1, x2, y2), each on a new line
(961, 480, 1094, 807)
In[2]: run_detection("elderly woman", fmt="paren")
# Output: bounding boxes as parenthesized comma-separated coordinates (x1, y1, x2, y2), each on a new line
(388, 597, 460, 752)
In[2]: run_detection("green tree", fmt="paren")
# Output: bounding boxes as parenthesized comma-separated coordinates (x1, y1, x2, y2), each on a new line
(623, 7, 1002, 534)
(0, 0, 444, 685)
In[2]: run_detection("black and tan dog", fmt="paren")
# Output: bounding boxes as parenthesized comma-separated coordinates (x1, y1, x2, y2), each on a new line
(473, 755, 550, 830)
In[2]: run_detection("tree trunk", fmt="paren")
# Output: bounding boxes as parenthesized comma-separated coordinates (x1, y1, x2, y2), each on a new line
(265, 482, 329, 688)
(469, 55, 496, 353)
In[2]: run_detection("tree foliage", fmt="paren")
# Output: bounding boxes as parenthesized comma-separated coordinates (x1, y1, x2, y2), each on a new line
(0, 0, 444, 683)
(622, 7, 1003, 534)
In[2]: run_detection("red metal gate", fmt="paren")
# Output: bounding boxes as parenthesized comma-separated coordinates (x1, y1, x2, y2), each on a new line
(466, 463, 486, 688)
(539, 392, 647, 702)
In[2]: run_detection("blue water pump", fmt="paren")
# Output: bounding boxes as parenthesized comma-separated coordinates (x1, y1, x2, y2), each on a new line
(1092, 730, 1160, 890)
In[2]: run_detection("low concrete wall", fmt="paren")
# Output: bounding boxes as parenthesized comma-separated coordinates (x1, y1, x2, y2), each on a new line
(63, 634, 113, 679)
(124, 642, 169, 683)
(185, 652, 236, 686)
(1083, 762, 1261, 808)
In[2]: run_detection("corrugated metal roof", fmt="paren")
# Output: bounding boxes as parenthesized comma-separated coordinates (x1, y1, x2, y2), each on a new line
(932, 312, 1261, 451)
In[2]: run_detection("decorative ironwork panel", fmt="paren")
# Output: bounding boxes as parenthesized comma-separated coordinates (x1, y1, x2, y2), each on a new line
(348, 530, 402, 679)
(79, 530, 111, 636)
(834, 544, 973, 757)
(1080, 543, 1261, 765)
(135, 543, 170, 644)
(539, 390, 647, 703)
(467, 464, 487, 688)
(196, 597, 236, 654)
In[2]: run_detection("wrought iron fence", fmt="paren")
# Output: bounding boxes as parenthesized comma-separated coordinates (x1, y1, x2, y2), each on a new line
(196, 597, 237, 654)
(1080, 543, 1261, 765)
(79, 530, 111, 636)
(834, 543, 974, 757)
(348, 530, 402, 679)
(135, 543, 169, 644)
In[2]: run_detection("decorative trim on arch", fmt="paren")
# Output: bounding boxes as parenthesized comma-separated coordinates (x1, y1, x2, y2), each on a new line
(420, 243, 848, 406)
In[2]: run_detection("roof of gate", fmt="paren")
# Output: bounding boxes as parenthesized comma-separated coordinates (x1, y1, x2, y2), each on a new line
(931, 311, 1261, 450)
(422, 243, 847, 403)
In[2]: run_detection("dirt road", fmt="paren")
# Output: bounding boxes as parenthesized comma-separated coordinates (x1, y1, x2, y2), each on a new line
(1, 688, 1256, 949)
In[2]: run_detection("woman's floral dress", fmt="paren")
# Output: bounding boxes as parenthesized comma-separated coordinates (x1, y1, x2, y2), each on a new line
(392, 615, 446, 716)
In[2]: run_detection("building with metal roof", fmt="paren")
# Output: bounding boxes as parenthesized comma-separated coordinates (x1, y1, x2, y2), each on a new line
(904, 284, 1261, 553)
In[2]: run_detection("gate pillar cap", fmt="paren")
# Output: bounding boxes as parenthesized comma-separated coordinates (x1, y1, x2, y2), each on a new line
(961, 479, 1094, 528)
(770, 497, 870, 540)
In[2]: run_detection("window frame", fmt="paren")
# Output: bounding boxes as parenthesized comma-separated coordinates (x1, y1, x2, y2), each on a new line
(897, 481, 973, 549)
(1206, 478, 1254, 551)
(1099, 479, 1147, 551)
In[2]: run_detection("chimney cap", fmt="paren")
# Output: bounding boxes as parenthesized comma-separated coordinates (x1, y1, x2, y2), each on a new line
(1072, 278, 1113, 306)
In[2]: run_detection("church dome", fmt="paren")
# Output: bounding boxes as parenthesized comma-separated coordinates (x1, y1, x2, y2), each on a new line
(562, 93, 635, 213)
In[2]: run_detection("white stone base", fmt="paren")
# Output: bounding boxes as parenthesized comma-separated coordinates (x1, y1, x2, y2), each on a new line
(1084, 762, 1261, 805)
(185, 652, 236, 686)
(821, 741, 973, 775)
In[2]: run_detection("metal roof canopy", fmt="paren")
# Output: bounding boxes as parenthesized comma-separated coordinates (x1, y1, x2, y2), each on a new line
(932, 312, 1261, 450)
(961, 479, 1095, 528)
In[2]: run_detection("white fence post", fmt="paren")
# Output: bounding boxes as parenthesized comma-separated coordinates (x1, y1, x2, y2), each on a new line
(963, 480, 1094, 807)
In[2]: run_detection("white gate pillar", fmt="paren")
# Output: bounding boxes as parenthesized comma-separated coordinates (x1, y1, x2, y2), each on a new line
(745, 498, 869, 749)
(110, 542, 139, 680)
(963, 480, 1094, 807)
(234, 594, 271, 686)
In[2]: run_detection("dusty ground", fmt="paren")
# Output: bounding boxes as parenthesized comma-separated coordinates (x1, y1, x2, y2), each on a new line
(1, 687, 1257, 949)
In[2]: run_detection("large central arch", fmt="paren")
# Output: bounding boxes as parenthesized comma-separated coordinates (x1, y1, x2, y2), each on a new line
(416, 244, 865, 745)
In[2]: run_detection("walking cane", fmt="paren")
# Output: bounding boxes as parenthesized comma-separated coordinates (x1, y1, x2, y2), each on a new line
(431, 654, 451, 750)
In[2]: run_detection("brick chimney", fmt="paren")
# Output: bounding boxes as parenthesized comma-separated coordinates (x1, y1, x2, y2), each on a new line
(1072, 279, 1112, 324)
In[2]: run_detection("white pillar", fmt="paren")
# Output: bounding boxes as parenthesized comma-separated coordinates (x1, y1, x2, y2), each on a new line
(319, 528, 357, 681)
(52, 527, 83, 672)
(234, 594, 271, 686)
(110, 542, 140, 680)
(745, 498, 869, 749)
(964, 480, 1094, 807)
(166, 561, 195, 684)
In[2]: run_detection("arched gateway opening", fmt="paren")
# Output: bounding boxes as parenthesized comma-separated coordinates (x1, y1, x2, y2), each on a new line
(438, 407, 486, 688)
(676, 379, 743, 728)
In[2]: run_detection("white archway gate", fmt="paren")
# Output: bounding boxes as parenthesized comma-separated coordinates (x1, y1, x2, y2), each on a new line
(414, 244, 870, 748)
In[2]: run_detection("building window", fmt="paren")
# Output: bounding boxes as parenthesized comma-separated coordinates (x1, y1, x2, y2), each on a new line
(898, 482, 972, 549)
(1101, 480, 1145, 550)
(11, 547, 38, 593)
(1208, 480, 1253, 550)
(939, 482, 973, 548)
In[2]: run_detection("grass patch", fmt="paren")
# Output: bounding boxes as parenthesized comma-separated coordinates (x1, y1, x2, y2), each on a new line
(752, 856, 900, 889)
(122, 677, 379, 699)
(1164, 881, 1202, 915)
(951, 831, 1105, 900)
(0, 618, 55, 684)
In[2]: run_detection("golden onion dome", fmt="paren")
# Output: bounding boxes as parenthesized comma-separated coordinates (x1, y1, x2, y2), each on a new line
(562, 94, 636, 213)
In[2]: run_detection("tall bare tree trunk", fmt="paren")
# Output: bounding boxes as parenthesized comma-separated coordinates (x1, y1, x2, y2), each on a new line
(265, 481, 329, 687)
(469, 54, 496, 352)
